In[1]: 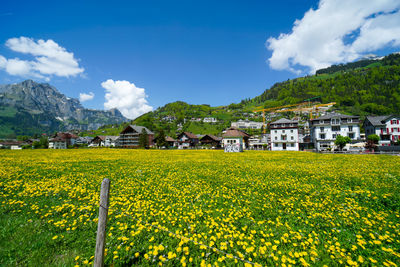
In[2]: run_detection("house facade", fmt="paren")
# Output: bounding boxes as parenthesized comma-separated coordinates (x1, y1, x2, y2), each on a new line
(310, 113, 360, 151)
(176, 132, 199, 149)
(363, 115, 400, 146)
(119, 125, 154, 148)
(90, 136, 119, 147)
(49, 137, 67, 149)
(203, 117, 218, 123)
(231, 120, 263, 129)
(270, 118, 299, 151)
(222, 127, 250, 151)
(199, 134, 222, 148)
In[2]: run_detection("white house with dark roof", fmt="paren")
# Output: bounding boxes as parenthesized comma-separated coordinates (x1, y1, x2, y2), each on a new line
(363, 115, 400, 146)
(310, 113, 360, 151)
(270, 118, 299, 151)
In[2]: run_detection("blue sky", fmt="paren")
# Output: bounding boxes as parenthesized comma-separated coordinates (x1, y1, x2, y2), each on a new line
(1, 0, 400, 119)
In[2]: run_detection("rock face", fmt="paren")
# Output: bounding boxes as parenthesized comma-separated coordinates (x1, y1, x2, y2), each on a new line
(0, 80, 128, 137)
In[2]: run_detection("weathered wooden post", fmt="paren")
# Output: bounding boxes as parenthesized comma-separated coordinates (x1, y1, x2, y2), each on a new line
(94, 178, 110, 267)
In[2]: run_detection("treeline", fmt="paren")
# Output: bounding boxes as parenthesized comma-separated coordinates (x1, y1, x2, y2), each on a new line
(315, 53, 400, 75)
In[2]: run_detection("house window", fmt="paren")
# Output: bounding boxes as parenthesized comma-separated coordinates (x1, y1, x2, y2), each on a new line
(275, 136, 277, 140)
(320, 120, 323, 124)
(283, 130, 285, 133)
(332, 126, 340, 131)
(331, 118, 340, 125)
(290, 130, 293, 133)
(291, 143, 294, 147)
(348, 133, 355, 139)
(320, 127, 324, 132)
(348, 126, 353, 132)
(275, 130, 277, 133)
(291, 136, 294, 140)
(332, 134, 337, 139)
(281, 135, 287, 140)
(320, 133, 325, 139)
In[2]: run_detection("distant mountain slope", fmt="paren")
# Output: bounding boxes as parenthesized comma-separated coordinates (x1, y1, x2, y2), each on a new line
(0, 80, 128, 138)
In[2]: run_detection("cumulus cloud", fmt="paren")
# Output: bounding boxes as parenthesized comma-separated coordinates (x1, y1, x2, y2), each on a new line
(266, 0, 400, 74)
(0, 37, 84, 79)
(79, 92, 95, 102)
(101, 79, 153, 119)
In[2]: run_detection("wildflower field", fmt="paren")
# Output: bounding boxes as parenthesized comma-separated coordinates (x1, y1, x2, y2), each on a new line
(0, 149, 399, 266)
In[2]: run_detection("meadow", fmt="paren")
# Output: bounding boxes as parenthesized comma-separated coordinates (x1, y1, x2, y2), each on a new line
(0, 149, 399, 266)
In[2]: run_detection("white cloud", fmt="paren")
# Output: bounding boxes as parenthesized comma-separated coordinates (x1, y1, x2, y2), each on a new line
(79, 92, 95, 102)
(0, 37, 84, 79)
(266, 0, 400, 74)
(101, 79, 153, 120)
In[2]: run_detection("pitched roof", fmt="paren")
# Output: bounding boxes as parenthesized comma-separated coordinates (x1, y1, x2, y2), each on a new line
(56, 132, 79, 139)
(200, 134, 222, 141)
(270, 118, 297, 124)
(179, 132, 198, 139)
(50, 137, 66, 142)
(311, 113, 359, 121)
(365, 115, 393, 126)
(120, 125, 154, 135)
(222, 127, 250, 138)
(165, 136, 176, 142)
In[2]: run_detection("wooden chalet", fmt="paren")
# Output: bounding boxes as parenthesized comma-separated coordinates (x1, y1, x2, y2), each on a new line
(176, 132, 199, 148)
(165, 136, 177, 147)
(199, 134, 222, 148)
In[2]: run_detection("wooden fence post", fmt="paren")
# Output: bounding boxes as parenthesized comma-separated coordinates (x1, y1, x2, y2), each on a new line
(94, 178, 110, 267)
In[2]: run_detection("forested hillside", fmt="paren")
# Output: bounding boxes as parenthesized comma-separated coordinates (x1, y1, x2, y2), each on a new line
(251, 53, 400, 115)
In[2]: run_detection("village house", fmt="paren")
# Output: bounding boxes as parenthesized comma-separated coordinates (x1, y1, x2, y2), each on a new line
(363, 115, 400, 146)
(222, 127, 250, 150)
(165, 136, 177, 147)
(199, 134, 222, 148)
(310, 113, 360, 151)
(176, 132, 199, 149)
(270, 118, 299, 151)
(203, 117, 218, 123)
(75, 136, 93, 145)
(48, 137, 67, 149)
(54, 132, 78, 146)
(89, 136, 119, 147)
(248, 134, 269, 150)
(231, 119, 263, 129)
(119, 125, 154, 148)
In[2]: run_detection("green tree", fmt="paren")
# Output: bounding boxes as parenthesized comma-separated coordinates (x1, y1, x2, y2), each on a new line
(154, 129, 167, 148)
(139, 128, 149, 149)
(367, 134, 380, 143)
(334, 135, 351, 151)
(366, 134, 380, 151)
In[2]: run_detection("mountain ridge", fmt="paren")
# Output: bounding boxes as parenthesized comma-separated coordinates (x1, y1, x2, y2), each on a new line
(0, 80, 128, 138)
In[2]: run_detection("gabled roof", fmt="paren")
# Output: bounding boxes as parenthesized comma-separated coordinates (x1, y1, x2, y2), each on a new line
(178, 132, 199, 139)
(200, 134, 222, 141)
(312, 113, 359, 121)
(270, 118, 297, 124)
(365, 115, 397, 126)
(50, 137, 66, 142)
(222, 127, 250, 138)
(165, 136, 176, 142)
(56, 132, 79, 139)
(120, 125, 154, 135)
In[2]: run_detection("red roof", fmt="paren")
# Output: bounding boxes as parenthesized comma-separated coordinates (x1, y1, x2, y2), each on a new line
(222, 127, 250, 138)
(179, 132, 198, 139)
